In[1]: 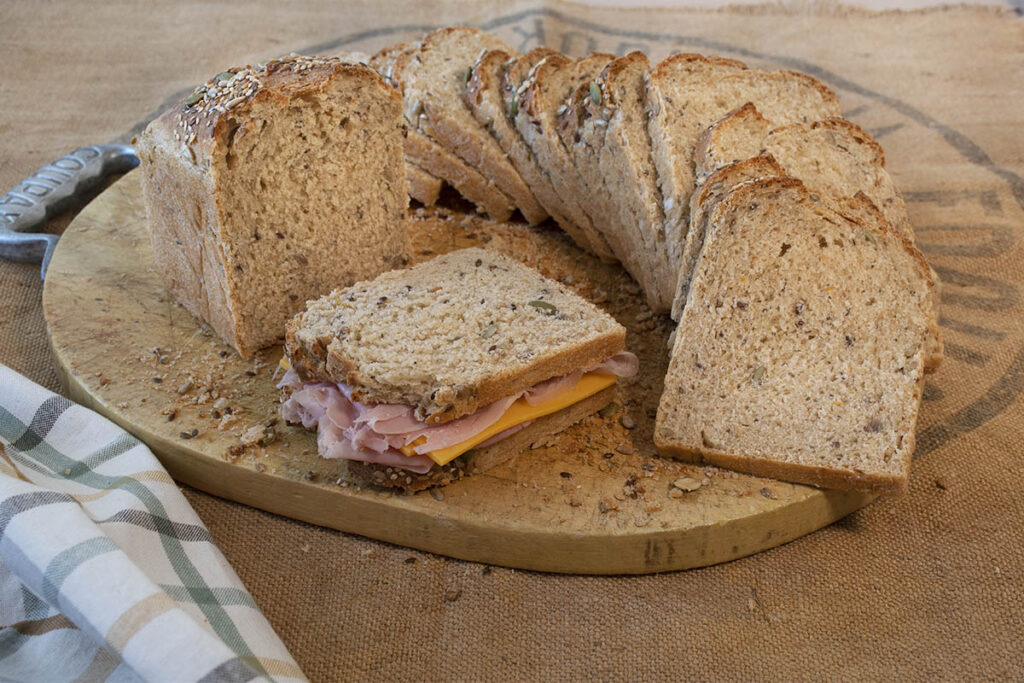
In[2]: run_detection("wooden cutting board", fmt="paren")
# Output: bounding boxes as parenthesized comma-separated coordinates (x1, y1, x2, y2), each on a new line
(42, 172, 873, 574)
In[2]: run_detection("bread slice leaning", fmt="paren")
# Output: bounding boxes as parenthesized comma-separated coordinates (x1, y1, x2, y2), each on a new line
(646, 54, 841, 285)
(465, 47, 602, 247)
(395, 27, 548, 225)
(516, 52, 619, 263)
(370, 43, 516, 221)
(671, 154, 789, 320)
(655, 177, 931, 494)
(285, 247, 626, 424)
(696, 103, 915, 240)
(561, 52, 674, 313)
(690, 104, 942, 369)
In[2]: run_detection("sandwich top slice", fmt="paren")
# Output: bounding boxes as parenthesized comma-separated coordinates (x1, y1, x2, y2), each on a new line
(280, 247, 637, 490)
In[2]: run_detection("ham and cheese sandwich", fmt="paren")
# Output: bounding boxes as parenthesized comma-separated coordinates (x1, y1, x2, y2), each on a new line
(279, 247, 637, 490)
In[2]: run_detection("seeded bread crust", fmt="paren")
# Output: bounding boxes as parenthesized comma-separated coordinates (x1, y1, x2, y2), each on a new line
(561, 52, 674, 313)
(517, 53, 620, 263)
(466, 48, 599, 249)
(655, 178, 930, 493)
(346, 385, 615, 491)
(395, 27, 548, 225)
(371, 43, 516, 221)
(647, 54, 841, 286)
(406, 163, 442, 205)
(285, 247, 626, 424)
(138, 56, 408, 358)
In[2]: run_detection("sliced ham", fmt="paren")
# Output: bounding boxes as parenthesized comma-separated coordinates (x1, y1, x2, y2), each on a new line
(279, 351, 638, 473)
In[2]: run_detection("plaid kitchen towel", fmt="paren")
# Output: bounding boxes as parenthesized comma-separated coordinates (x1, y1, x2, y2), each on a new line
(0, 364, 306, 682)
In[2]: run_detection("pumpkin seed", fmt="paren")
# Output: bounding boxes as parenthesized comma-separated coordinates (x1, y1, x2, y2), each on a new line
(527, 300, 557, 315)
(589, 81, 601, 105)
(751, 365, 766, 382)
(184, 91, 203, 106)
(214, 71, 234, 82)
(480, 322, 498, 339)
(509, 98, 518, 118)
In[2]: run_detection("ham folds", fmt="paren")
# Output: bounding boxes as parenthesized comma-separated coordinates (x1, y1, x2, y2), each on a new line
(279, 352, 638, 474)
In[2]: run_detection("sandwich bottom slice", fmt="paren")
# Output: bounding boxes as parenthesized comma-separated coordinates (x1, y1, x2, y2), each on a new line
(278, 247, 638, 491)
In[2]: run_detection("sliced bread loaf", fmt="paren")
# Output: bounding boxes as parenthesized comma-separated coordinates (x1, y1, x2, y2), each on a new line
(137, 56, 408, 358)
(395, 27, 548, 225)
(464, 48, 604, 249)
(371, 43, 516, 221)
(285, 247, 625, 424)
(646, 54, 841, 284)
(655, 177, 931, 493)
(516, 53, 619, 262)
(561, 52, 674, 312)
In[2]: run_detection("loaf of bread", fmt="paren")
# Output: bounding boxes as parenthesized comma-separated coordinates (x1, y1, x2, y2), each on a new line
(137, 55, 409, 358)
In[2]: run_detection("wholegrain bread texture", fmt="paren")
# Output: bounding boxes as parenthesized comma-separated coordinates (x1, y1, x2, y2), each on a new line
(371, 43, 516, 220)
(466, 47, 602, 250)
(395, 28, 548, 225)
(137, 56, 409, 358)
(655, 178, 931, 493)
(406, 163, 442, 206)
(286, 247, 626, 424)
(347, 385, 616, 491)
(561, 52, 674, 312)
(517, 53, 619, 262)
(671, 154, 788, 319)
(646, 54, 841, 282)
(696, 104, 915, 240)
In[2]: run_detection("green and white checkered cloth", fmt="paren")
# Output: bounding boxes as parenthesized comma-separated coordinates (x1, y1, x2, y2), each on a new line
(0, 364, 306, 682)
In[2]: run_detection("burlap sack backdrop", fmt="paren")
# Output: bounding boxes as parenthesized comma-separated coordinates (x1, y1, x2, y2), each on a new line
(2, 2, 1022, 679)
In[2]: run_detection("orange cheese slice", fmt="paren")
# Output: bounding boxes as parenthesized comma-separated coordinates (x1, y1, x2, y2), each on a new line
(402, 372, 617, 466)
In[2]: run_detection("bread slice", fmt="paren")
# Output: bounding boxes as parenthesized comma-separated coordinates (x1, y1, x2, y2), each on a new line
(696, 104, 914, 240)
(394, 27, 548, 225)
(671, 154, 788, 319)
(346, 385, 615, 490)
(646, 54, 841, 283)
(560, 52, 674, 312)
(655, 177, 931, 493)
(516, 53, 619, 262)
(370, 43, 516, 221)
(285, 247, 626, 424)
(137, 56, 408, 358)
(466, 47, 599, 251)
(691, 104, 942, 369)
(406, 163, 442, 206)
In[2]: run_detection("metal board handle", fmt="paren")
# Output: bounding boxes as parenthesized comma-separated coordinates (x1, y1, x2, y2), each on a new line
(0, 144, 139, 279)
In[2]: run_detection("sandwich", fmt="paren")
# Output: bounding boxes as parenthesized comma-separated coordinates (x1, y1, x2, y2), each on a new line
(278, 247, 638, 490)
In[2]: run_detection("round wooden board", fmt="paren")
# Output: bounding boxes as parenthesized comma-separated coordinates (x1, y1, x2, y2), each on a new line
(42, 172, 873, 574)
